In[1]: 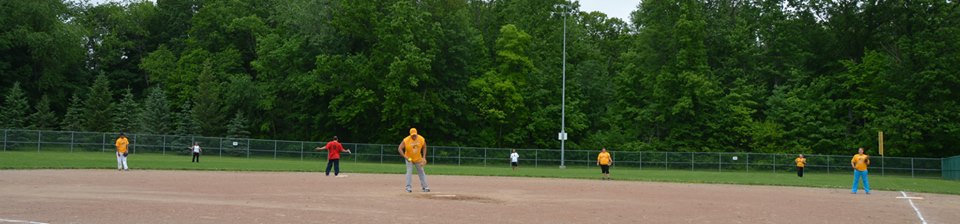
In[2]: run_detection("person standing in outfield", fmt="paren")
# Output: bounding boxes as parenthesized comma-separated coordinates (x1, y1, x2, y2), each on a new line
(795, 154, 806, 177)
(315, 136, 351, 176)
(597, 148, 613, 180)
(398, 128, 429, 193)
(115, 133, 129, 171)
(510, 149, 520, 171)
(851, 147, 871, 194)
(190, 142, 202, 163)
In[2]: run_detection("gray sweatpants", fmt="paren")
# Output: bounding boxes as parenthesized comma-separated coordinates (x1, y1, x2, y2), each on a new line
(405, 160, 428, 189)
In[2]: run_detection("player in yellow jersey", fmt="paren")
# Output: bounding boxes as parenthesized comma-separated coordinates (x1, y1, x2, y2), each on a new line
(115, 133, 129, 171)
(795, 154, 806, 177)
(850, 147, 870, 194)
(597, 148, 613, 180)
(397, 128, 429, 192)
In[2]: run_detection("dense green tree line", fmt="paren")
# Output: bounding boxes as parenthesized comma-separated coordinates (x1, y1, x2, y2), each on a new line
(1, 0, 957, 157)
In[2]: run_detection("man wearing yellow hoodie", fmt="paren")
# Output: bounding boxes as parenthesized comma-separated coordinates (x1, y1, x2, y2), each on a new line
(851, 147, 870, 194)
(115, 133, 129, 171)
(398, 128, 429, 193)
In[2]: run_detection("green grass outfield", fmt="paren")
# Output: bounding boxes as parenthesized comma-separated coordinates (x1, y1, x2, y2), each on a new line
(3, 151, 958, 195)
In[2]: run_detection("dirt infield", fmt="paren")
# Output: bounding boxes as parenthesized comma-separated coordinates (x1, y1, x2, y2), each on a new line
(1, 170, 957, 223)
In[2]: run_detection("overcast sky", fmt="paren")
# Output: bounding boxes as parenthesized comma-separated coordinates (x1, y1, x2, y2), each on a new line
(578, 0, 640, 23)
(90, 0, 641, 23)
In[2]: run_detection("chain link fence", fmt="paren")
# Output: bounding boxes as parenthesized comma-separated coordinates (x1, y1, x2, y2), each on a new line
(1, 129, 944, 178)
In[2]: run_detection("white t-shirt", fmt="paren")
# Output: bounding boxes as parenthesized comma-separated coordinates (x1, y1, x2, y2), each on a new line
(192, 145, 201, 153)
(510, 152, 519, 162)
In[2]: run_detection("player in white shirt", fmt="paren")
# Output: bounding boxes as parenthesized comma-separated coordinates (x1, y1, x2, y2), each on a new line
(510, 149, 520, 171)
(190, 142, 202, 163)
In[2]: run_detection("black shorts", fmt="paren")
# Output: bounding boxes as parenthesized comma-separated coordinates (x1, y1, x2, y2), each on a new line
(511, 162, 518, 167)
(600, 165, 610, 174)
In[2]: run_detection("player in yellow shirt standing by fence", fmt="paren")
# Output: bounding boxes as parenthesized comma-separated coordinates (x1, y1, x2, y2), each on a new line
(597, 148, 613, 180)
(851, 147, 870, 194)
(398, 128, 429, 193)
(795, 154, 806, 177)
(115, 133, 129, 171)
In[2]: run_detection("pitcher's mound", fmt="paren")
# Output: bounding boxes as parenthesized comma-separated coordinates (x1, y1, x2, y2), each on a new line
(413, 193, 500, 203)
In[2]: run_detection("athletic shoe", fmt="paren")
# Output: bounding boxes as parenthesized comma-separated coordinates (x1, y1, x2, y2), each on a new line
(423, 188, 430, 193)
(406, 186, 412, 193)
(865, 192, 871, 195)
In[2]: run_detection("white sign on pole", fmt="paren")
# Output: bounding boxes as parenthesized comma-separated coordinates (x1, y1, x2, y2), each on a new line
(732, 156, 738, 161)
(558, 132, 568, 141)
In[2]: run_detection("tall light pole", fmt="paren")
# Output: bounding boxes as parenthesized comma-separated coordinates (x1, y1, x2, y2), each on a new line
(554, 3, 571, 169)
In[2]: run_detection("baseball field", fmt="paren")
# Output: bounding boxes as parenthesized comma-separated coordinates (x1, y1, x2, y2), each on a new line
(2, 151, 958, 223)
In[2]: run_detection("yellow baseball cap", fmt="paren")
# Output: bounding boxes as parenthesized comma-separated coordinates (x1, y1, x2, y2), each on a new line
(409, 128, 418, 135)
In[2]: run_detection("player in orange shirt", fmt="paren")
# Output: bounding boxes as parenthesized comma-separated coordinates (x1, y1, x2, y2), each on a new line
(850, 147, 871, 194)
(795, 154, 806, 177)
(597, 148, 613, 180)
(398, 128, 429, 192)
(115, 133, 129, 171)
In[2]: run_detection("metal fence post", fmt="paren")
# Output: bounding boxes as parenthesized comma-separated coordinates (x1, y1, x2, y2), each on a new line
(427, 146, 432, 164)
(246, 139, 251, 158)
(746, 153, 750, 172)
(300, 142, 304, 161)
(612, 152, 617, 166)
(3, 129, 6, 151)
(163, 135, 166, 155)
(379, 145, 384, 164)
(483, 148, 487, 167)
(458, 147, 462, 166)
(690, 152, 694, 171)
(664, 152, 668, 170)
(36, 130, 41, 152)
(911, 158, 915, 178)
(639, 151, 643, 170)
(273, 140, 277, 159)
(827, 155, 831, 174)
(882, 156, 885, 176)
(355, 143, 358, 163)
(218, 138, 223, 158)
(718, 153, 722, 172)
(70, 131, 74, 153)
(587, 150, 591, 168)
(101, 133, 106, 152)
(773, 154, 777, 173)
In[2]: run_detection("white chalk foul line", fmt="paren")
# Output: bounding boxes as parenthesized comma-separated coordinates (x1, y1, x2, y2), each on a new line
(899, 191, 928, 224)
(896, 196, 924, 200)
(0, 218, 48, 224)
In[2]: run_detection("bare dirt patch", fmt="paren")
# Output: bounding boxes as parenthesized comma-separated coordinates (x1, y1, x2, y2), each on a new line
(1, 169, 957, 223)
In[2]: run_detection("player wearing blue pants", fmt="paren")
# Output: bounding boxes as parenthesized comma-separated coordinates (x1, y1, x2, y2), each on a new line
(315, 136, 351, 176)
(851, 147, 871, 194)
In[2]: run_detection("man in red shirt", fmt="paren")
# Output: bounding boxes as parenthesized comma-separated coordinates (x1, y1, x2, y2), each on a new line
(315, 136, 351, 176)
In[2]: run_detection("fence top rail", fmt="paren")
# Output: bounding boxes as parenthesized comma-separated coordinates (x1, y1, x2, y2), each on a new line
(3, 128, 948, 160)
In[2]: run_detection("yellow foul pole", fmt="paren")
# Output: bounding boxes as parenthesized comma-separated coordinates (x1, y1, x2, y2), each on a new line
(878, 131, 884, 156)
